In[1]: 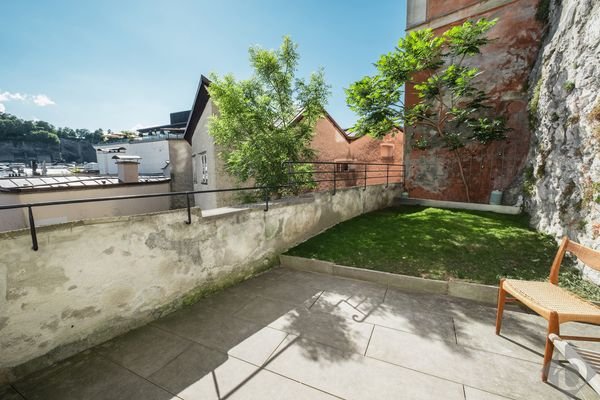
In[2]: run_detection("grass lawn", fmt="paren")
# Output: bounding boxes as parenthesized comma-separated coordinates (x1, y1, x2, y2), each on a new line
(286, 206, 600, 301)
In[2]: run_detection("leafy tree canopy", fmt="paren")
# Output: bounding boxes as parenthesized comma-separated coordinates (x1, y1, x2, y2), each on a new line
(208, 36, 330, 194)
(346, 18, 508, 202)
(0, 112, 105, 144)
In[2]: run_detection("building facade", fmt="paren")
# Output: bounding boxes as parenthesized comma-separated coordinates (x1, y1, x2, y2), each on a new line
(183, 76, 404, 210)
(405, 0, 544, 203)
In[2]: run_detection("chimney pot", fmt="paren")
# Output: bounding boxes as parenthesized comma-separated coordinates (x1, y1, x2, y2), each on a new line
(111, 155, 141, 183)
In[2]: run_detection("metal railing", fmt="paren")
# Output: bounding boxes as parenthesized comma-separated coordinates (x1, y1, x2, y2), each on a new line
(0, 161, 404, 251)
(284, 161, 405, 195)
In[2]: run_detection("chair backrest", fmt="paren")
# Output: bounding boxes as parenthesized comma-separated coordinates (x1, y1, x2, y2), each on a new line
(566, 240, 600, 272)
(549, 236, 600, 284)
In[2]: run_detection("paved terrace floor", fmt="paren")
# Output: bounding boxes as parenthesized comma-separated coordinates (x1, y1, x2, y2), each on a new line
(3, 268, 600, 400)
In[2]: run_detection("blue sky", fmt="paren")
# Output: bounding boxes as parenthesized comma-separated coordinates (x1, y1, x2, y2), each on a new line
(0, 0, 406, 131)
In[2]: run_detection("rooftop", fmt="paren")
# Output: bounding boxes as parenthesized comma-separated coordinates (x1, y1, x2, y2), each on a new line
(3, 267, 597, 399)
(0, 175, 170, 193)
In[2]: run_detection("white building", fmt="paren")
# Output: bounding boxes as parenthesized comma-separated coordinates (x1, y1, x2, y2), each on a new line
(94, 140, 170, 176)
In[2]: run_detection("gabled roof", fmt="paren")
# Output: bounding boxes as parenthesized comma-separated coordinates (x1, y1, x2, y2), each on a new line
(183, 75, 211, 144)
(292, 109, 355, 143)
(181, 74, 389, 145)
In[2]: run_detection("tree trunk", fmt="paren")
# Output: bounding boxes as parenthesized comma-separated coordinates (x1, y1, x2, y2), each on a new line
(453, 148, 471, 203)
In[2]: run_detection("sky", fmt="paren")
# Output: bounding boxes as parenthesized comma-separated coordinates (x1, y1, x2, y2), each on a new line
(0, 0, 407, 132)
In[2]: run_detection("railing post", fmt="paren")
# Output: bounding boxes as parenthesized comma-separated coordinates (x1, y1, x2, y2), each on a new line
(185, 193, 192, 224)
(364, 164, 367, 191)
(28, 206, 38, 251)
(386, 164, 389, 188)
(333, 164, 337, 195)
(264, 189, 269, 212)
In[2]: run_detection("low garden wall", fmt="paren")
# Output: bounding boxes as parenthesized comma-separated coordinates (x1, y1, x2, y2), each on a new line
(0, 183, 400, 383)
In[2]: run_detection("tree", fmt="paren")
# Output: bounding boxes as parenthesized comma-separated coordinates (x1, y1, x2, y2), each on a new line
(208, 36, 330, 194)
(346, 18, 509, 202)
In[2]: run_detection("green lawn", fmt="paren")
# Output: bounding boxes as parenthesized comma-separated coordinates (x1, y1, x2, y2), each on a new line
(286, 206, 600, 301)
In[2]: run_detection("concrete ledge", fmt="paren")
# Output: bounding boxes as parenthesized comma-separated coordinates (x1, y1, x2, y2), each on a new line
(448, 280, 498, 304)
(279, 255, 334, 274)
(395, 198, 521, 215)
(332, 264, 448, 295)
(281, 255, 499, 304)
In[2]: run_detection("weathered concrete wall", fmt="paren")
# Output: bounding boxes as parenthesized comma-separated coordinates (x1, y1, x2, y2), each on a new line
(524, 0, 600, 278)
(0, 183, 401, 383)
(404, 0, 544, 204)
(167, 139, 194, 209)
(0, 182, 171, 232)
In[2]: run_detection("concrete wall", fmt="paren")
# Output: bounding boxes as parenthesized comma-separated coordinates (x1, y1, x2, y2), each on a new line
(404, 0, 543, 204)
(0, 182, 171, 232)
(0, 183, 401, 383)
(167, 139, 194, 209)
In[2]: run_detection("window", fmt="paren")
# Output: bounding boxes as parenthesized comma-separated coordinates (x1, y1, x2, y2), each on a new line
(336, 163, 349, 173)
(200, 152, 208, 185)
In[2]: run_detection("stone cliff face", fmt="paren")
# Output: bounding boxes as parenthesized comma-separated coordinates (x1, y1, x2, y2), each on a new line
(0, 138, 96, 163)
(525, 0, 600, 260)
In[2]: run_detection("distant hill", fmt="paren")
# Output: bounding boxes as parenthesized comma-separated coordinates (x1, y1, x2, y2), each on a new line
(0, 112, 103, 163)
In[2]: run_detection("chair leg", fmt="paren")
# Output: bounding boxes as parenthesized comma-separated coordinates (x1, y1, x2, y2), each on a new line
(542, 311, 560, 382)
(495, 279, 506, 335)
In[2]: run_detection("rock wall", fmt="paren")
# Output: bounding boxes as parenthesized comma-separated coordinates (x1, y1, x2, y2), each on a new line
(525, 0, 600, 274)
(0, 138, 96, 163)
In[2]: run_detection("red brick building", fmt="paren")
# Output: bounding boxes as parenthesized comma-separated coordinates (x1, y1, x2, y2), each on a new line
(405, 0, 544, 203)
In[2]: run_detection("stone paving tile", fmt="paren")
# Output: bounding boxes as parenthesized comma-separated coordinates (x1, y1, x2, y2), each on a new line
(366, 324, 595, 400)
(453, 307, 547, 362)
(268, 304, 374, 355)
(265, 336, 465, 400)
(152, 311, 262, 353)
(152, 350, 337, 400)
(187, 289, 255, 316)
(13, 352, 176, 400)
(11, 268, 600, 399)
(227, 326, 289, 366)
(0, 385, 26, 400)
(234, 296, 298, 326)
(94, 325, 192, 378)
(147, 343, 228, 396)
(464, 386, 513, 399)
(363, 301, 456, 342)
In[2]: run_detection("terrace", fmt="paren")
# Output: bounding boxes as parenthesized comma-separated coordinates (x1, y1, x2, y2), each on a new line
(3, 265, 599, 400)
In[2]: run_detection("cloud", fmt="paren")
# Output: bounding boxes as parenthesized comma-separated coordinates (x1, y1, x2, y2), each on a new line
(0, 90, 56, 112)
(0, 91, 26, 102)
(32, 94, 55, 107)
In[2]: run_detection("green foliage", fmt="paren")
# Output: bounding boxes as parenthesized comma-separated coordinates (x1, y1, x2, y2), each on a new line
(564, 81, 575, 93)
(536, 0, 551, 24)
(208, 36, 330, 194)
(286, 206, 600, 301)
(529, 78, 543, 129)
(0, 112, 104, 144)
(523, 165, 535, 196)
(346, 18, 507, 202)
(414, 136, 430, 150)
(559, 268, 600, 302)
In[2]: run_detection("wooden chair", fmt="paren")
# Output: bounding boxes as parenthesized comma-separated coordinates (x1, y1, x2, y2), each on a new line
(495, 236, 600, 382)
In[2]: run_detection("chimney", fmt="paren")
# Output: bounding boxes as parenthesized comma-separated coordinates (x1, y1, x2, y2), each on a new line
(111, 155, 141, 183)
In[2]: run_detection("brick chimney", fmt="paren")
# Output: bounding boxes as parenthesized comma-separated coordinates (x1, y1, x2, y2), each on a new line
(111, 155, 141, 183)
